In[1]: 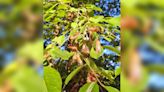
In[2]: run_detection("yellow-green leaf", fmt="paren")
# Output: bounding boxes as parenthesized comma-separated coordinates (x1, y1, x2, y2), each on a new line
(53, 35, 65, 46)
(44, 66, 62, 92)
(79, 82, 99, 92)
(90, 47, 103, 59)
(50, 46, 73, 60)
(104, 86, 119, 92)
(64, 65, 85, 87)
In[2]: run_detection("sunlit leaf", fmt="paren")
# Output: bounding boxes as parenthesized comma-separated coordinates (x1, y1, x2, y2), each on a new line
(97, 68, 114, 82)
(103, 46, 120, 55)
(58, 4, 68, 10)
(89, 16, 104, 23)
(115, 66, 121, 78)
(71, 22, 78, 29)
(53, 35, 65, 46)
(57, 0, 72, 3)
(79, 82, 99, 92)
(57, 10, 66, 17)
(104, 86, 119, 92)
(50, 46, 73, 60)
(43, 0, 121, 91)
(10, 67, 47, 92)
(86, 4, 102, 12)
(17, 40, 43, 63)
(64, 65, 85, 87)
(102, 35, 112, 42)
(84, 58, 98, 71)
(90, 47, 103, 59)
(104, 17, 120, 26)
(44, 66, 62, 92)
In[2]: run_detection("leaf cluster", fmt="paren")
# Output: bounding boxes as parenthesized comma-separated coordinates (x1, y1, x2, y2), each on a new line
(43, 0, 120, 92)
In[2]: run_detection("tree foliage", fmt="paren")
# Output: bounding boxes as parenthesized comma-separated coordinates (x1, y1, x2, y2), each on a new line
(43, 0, 120, 91)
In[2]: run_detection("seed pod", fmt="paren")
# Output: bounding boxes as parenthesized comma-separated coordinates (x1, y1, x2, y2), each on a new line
(67, 12, 76, 21)
(96, 39, 101, 53)
(68, 44, 78, 51)
(54, 25, 60, 36)
(44, 53, 52, 63)
(87, 71, 97, 83)
(128, 50, 142, 84)
(121, 16, 139, 30)
(71, 54, 77, 64)
(54, 29, 59, 36)
(55, 25, 61, 30)
(72, 53, 83, 65)
(76, 54, 83, 65)
(81, 44, 89, 56)
(88, 26, 101, 33)
(88, 26, 101, 40)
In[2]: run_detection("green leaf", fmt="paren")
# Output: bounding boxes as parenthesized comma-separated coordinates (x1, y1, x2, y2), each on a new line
(17, 40, 43, 63)
(70, 29, 77, 36)
(89, 16, 104, 23)
(45, 44, 53, 50)
(103, 46, 120, 55)
(70, 7, 78, 12)
(92, 83, 99, 92)
(50, 46, 73, 60)
(45, 14, 55, 21)
(97, 68, 114, 82)
(71, 22, 78, 29)
(92, 32, 99, 40)
(94, 16, 104, 20)
(79, 19, 86, 26)
(93, 7, 102, 12)
(10, 67, 47, 92)
(84, 58, 98, 71)
(44, 66, 62, 92)
(86, 4, 102, 12)
(44, 3, 53, 10)
(115, 67, 121, 78)
(64, 65, 85, 87)
(79, 82, 99, 92)
(104, 86, 119, 92)
(57, 10, 66, 17)
(58, 4, 68, 10)
(53, 35, 65, 46)
(58, 0, 72, 3)
(102, 35, 112, 42)
(53, 18, 62, 24)
(104, 17, 120, 26)
(90, 47, 103, 59)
